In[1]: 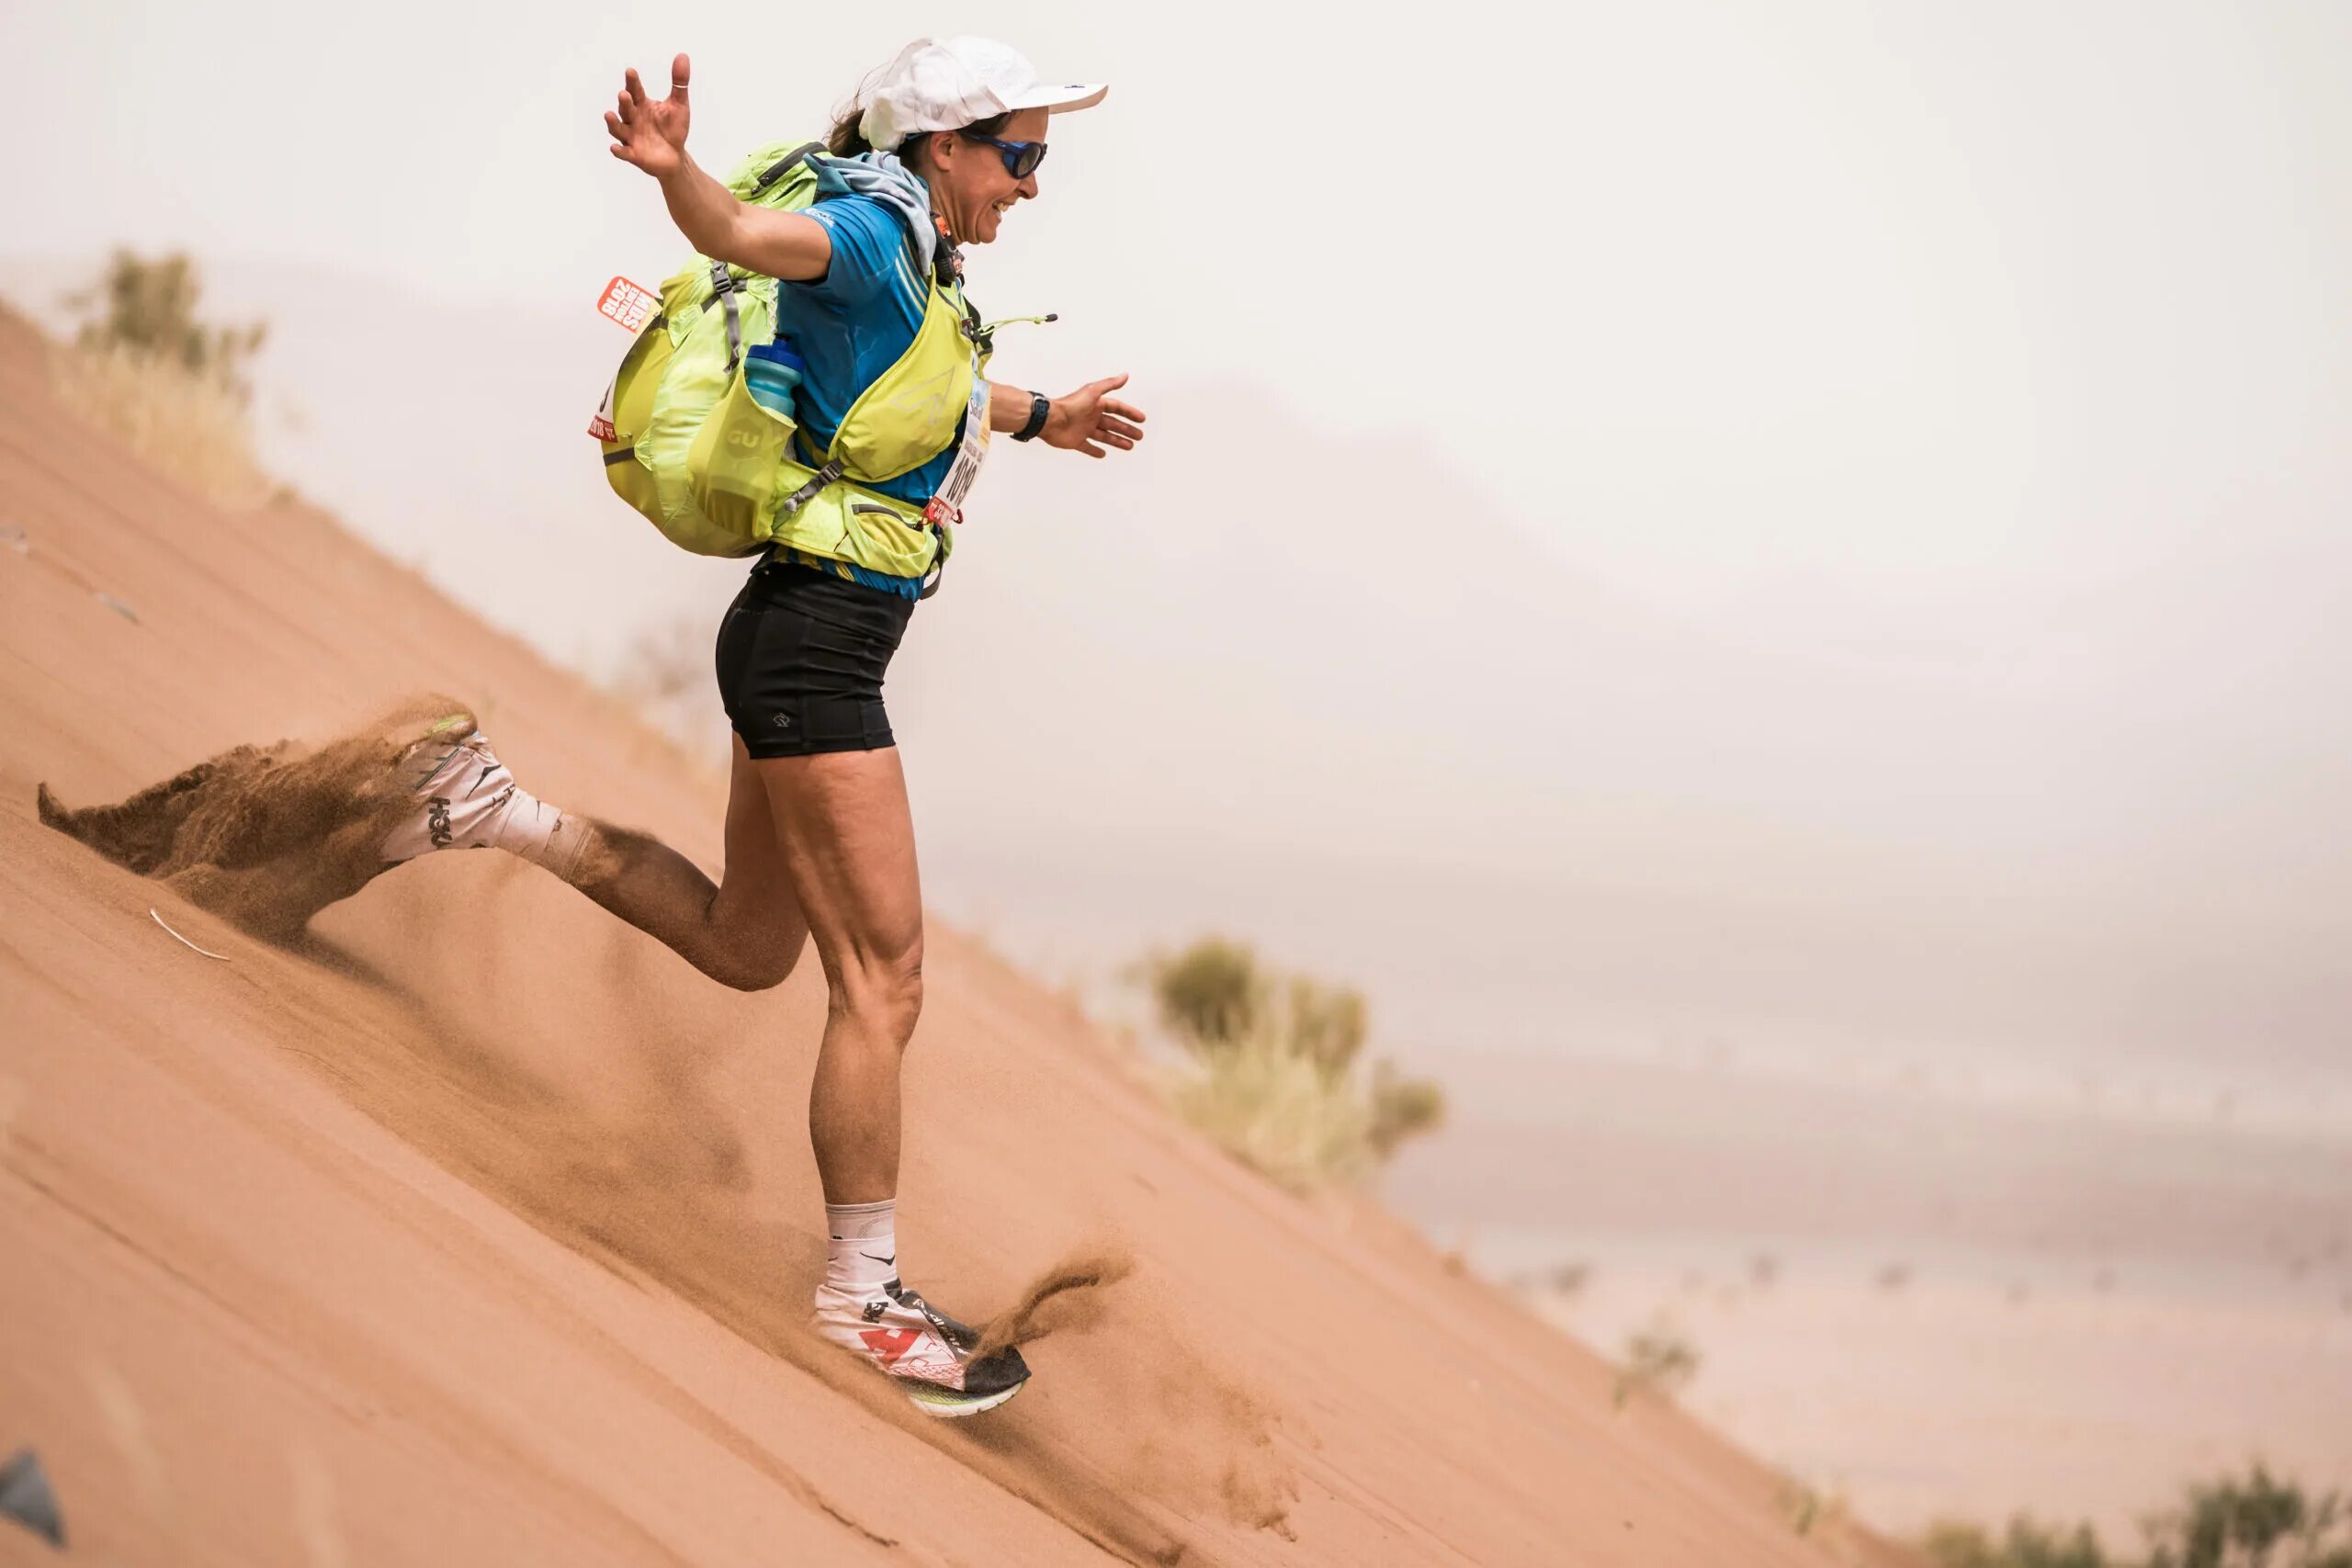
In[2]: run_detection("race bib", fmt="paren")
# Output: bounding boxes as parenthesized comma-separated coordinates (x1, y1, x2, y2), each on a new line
(923, 373, 995, 526)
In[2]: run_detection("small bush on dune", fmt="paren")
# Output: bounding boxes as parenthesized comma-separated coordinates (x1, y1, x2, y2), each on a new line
(1921, 1518, 2114, 1568)
(51, 343, 272, 507)
(51, 249, 272, 507)
(71, 249, 266, 398)
(1149, 937, 1261, 1049)
(1920, 1465, 2352, 1568)
(2146, 1466, 2350, 1568)
(1170, 1023, 1378, 1190)
(1366, 1058, 1445, 1156)
(1141, 937, 1445, 1190)
(1612, 1318, 1701, 1408)
(1776, 1479, 1851, 1541)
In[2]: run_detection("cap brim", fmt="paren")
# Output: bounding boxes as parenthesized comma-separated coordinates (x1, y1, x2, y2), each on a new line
(1004, 82, 1108, 115)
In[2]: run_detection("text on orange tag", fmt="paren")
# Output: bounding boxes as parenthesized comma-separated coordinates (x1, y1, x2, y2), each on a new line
(596, 276, 658, 333)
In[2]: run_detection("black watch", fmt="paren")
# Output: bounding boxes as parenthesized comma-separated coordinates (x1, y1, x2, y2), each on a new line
(1012, 390, 1052, 443)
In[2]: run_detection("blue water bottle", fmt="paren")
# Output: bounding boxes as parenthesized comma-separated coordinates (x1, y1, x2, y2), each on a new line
(744, 338, 808, 419)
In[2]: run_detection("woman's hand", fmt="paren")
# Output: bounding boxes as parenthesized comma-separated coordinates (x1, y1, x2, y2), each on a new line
(1045, 374, 1148, 459)
(605, 53, 693, 180)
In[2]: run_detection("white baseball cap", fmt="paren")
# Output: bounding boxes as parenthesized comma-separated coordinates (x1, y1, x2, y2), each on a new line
(857, 37, 1108, 152)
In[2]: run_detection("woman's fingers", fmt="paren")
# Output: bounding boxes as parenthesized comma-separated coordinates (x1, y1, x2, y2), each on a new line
(1102, 399, 1146, 423)
(1101, 417, 1144, 443)
(623, 66, 647, 109)
(670, 53, 691, 94)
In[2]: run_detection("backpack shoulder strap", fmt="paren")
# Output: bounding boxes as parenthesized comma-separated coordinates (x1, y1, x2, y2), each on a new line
(750, 141, 826, 196)
(707, 141, 829, 372)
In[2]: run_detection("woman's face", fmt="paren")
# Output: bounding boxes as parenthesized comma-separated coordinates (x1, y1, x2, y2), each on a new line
(924, 106, 1051, 247)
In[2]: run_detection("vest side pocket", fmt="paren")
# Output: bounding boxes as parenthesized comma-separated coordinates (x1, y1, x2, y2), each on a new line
(687, 361, 806, 547)
(600, 321, 673, 520)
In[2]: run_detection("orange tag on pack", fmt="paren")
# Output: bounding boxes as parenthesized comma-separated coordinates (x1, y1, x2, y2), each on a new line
(596, 276, 658, 333)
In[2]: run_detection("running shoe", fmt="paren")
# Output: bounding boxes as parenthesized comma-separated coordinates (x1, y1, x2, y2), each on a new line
(378, 713, 560, 865)
(812, 1278, 1032, 1417)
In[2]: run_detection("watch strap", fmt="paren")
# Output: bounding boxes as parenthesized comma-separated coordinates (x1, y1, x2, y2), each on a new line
(1012, 390, 1052, 442)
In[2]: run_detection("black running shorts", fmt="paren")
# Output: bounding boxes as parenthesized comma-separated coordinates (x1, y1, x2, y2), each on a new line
(714, 558, 915, 759)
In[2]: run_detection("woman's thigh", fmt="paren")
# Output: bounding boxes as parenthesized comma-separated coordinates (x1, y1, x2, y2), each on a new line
(752, 745, 922, 987)
(710, 734, 812, 952)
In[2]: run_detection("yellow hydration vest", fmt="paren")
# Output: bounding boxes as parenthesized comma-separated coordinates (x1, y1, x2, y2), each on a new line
(687, 266, 989, 583)
(595, 140, 992, 588)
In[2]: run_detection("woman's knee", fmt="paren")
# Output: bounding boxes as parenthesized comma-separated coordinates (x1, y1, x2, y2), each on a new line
(708, 936, 806, 993)
(827, 942, 924, 1034)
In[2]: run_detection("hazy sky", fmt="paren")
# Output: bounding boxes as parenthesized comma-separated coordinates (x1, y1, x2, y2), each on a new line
(6, 1, 2346, 1102)
(11, 1, 2346, 607)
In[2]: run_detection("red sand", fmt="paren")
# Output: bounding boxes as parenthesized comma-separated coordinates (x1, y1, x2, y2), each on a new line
(0, 307, 1920, 1565)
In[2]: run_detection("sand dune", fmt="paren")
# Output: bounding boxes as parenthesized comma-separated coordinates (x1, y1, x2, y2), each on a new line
(0, 305, 1918, 1564)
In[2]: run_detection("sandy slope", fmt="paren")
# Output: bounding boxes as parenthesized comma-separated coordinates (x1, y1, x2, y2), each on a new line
(0, 308, 1917, 1566)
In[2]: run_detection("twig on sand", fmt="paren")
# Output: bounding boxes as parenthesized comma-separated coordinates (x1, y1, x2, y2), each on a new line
(149, 908, 230, 962)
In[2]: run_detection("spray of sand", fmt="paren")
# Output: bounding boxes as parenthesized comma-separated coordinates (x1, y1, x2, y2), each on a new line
(37, 695, 472, 941)
(967, 1246, 1300, 1543)
(971, 1248, 1136, 1359)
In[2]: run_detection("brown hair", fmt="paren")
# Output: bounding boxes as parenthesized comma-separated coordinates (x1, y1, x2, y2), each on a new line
(826, 104, 1012, 172)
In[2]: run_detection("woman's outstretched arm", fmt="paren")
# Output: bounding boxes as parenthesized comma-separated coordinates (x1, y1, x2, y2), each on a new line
(605, 53, 834, 281)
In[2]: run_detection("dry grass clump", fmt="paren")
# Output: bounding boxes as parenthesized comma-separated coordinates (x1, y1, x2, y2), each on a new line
(49, 247, 272, 508)
(1170, 1021, 1381, 1190)
(1611, 1316, 1702, 1409)
(50, 339, 272, 508)
(1919, 1462, 2352, 1568)
(1140, 937, 1445, 1191)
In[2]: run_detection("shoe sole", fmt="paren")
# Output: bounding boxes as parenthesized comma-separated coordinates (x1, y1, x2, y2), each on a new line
(903, 1378, 1027, 1419)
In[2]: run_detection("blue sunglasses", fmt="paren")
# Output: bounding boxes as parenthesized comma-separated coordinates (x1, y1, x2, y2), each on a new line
(957, 130, 1048, 180)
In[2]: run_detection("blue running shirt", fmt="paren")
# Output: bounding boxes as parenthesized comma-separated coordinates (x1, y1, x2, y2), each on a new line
(778, 194, 967, 511)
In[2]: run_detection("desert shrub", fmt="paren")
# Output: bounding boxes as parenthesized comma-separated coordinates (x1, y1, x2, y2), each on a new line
(2145, 1466, 2349, 1568)
(1778, 1480, 1851, 1540)
(71, 249, 266, 402)
(1286, 975, 1366, 1078)
(1140, 938, 1444, 1188)
(1611, 1317, 1701, 1408)
(1922, 1519, 2113, 1568)
(1149, 937, 1261, 1050)
(1920, 1467, 2352, 1568)
(1366, 1059, 1445, 1156)
(1170, 1022, 1377, 1190)
(51, 250, 271, 505)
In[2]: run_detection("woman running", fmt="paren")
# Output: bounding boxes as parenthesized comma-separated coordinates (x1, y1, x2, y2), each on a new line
(40, 36, 1146, 1417)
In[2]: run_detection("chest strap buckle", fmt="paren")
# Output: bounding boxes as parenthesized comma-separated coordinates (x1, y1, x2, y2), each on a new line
(776, 458, 845, 521)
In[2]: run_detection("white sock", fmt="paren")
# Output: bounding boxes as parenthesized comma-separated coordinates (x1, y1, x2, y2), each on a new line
(825, 1199, 899, 1296)
(492, 793, 591, 880)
